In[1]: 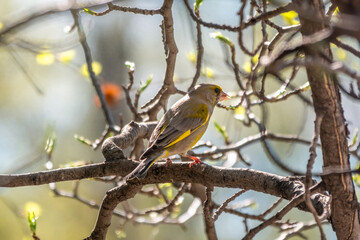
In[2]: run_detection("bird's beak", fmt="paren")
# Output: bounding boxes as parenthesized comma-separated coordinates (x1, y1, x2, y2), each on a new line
(218, 91, 230, 101)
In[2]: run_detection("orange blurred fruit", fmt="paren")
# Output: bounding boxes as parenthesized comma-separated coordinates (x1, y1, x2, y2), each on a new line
(95, 83, 122, 108)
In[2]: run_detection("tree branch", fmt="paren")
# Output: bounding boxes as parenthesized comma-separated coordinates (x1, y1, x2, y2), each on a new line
(0, 159, 329, 217)
(85, 181, 142, 240)
(142, 0, 178, 120)
(203, 186, 217, 240)
(293, 0, 360, 238)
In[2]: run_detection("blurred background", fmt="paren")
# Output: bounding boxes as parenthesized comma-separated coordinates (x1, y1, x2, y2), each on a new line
(0, 0, 359, 239)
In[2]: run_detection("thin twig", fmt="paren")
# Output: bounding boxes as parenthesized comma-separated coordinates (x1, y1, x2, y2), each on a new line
(143, 183, 188, 214)
(8, 47, 43, 94)
(305, 114, 326, 239)
(203, 186, 217, 240)
(258, 198, 283, 218)
(122, 66, 141, 121)
(331, 38, 360, 59)
(71, 10, 119, 149)
(141, 0, 178, 120)
(188, 4, 204, 91)
(243, 182, 324, 240)
(212, 189, 248, 221)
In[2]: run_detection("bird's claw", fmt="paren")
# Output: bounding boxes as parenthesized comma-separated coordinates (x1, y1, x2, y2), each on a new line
(188, 156, 202, 168)
(166, 158, 172, 166)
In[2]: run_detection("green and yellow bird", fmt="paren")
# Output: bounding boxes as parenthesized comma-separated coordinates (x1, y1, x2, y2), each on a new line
(126, 84, 230, 180)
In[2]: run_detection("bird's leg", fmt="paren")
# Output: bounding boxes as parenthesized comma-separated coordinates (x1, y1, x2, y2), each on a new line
(187, 155, 202, 168)
(166, 157, 172, 166)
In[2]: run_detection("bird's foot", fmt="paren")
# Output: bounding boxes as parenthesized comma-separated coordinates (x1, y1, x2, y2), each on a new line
(166, 158, 172, 166)
(188, 156, 202, 168)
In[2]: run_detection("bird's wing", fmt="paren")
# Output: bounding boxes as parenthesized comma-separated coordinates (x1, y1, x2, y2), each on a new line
(141, 103, 209, 159)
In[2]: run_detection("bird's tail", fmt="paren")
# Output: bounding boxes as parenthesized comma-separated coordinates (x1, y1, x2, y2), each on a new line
(125, 152, 163, 180)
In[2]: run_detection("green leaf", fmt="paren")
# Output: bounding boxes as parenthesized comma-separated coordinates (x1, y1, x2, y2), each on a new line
(83, 8, 98, 16)
(209, 32, 233, 47)
(74, 134, 93, 146)
(139, 75, 152, 93)
(275, 89, 286, 99)
(350, 129, 359, 148)
(250, 202, 258, 209)
(125, 61, 135, 71)
(213, 121, 230, 144)
(115, 229, 127, 239)
(44, 131, 56, 158)
(194, 0, 204, 10)
(27, 211, 38, 234)
(60, 160, 87, 168)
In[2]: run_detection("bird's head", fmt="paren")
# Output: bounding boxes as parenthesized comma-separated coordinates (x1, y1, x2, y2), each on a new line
(189, 84, 230, 105)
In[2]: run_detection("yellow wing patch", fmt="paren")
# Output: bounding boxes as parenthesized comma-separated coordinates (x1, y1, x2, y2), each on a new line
(165, 104, 209, 148)
(148, 150, 169, 169)
(165, 129, 192, 148)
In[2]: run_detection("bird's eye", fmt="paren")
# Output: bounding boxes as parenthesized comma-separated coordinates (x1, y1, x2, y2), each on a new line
(214, 88, 220, 94)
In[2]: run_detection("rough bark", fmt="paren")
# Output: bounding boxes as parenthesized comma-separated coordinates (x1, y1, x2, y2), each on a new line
(293, 0, 360, 239)
(0, 157, 328, 217)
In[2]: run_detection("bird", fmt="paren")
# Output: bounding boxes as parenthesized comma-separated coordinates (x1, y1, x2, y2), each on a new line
(126, 83, 230, 180)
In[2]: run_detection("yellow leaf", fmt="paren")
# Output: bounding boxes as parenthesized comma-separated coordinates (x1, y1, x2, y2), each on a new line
(36, 52, 55, 65)
(301, 81, 311, 91)
(186, 51, 197, 63)
(353, 174, 360, 187)
(0, 22, 3, 31)
(242, 62, 251, 73)
(281, 11, 299, 25)
(335, 48, 346, 60)
(115, 229, 127, 239)
(58, 50, 75, 63)
(333, 7, 339, 16)
(235, 105, 245, 115)
(173, 74, 179, 82)
(80, 61, 102, 77)
(24, 201, 42, 216)
(201, 67, 214, 78)
(234, 105, 246, 120)
(252, 54, 259, 64)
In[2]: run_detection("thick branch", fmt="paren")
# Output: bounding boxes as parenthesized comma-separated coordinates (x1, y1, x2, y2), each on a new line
(0, 160, 328, 217)
(101, 121, 157, 161)
(293, 0, 360, 239)
(85, 182, 142, 240)
(144, 0, 178, 120)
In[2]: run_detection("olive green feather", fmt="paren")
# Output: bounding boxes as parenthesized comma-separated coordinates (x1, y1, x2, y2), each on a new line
(126, 84, 228, 180)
